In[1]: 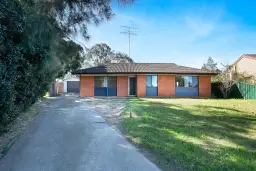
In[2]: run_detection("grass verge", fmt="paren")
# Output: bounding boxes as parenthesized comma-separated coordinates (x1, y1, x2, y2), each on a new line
(122, 98, 256, 171)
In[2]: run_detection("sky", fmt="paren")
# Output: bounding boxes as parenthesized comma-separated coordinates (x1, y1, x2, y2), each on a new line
(76, 0, 256, 68)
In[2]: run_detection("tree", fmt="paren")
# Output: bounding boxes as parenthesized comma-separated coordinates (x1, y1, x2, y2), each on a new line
(112, 52, 134, 63)
(219, 80, 236, 99)
(22, 0, 134, 40)
(213, 63, 256, 98)
(86, 43, 114, 66)
(214, 72, 236, 98)
(55, 39, 85, 78)
(86, 43, 134, 66)
(0, 0, 135, 126)
(202, 57, 219, 72)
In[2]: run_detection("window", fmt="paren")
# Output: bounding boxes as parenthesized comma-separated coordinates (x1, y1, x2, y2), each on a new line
(94, 76, 117, 88)
(176, 76, 198, 88)
(94, 77, 107, 87)
(192, 76, 199, 88)
(107, 77, 117, 88)
(146, 75, 158, 87)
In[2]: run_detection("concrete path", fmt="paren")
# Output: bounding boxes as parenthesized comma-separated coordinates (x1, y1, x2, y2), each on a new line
(0, 96, 160, 171)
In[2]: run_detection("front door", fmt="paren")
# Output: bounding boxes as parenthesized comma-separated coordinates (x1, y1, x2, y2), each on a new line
(129, 77, 137, 96)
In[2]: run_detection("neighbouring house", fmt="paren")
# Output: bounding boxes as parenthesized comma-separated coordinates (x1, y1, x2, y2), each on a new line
(48, 76, 80, 96)
(48, 81, 64, 96)
(72, 63, 217, 97)
(229, 54, 256, 81)
(63, 76, 80, 93)
(56, 82, 64, 94)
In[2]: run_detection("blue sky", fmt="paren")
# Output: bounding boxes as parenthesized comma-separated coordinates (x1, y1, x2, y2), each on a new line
(76, 0, 256, 68)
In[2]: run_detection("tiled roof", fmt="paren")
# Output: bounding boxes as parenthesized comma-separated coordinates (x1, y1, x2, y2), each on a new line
(73, 63, 217, 75)
(232, 54, 256, 66)
(243, 54, 256, 59)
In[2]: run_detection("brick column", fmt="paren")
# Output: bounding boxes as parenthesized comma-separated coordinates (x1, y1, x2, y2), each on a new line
(117, 76, 128, 96)
(137, 75, 146, 97)
(158, 75, 175, 97)
(199, 76, 211, 98)
(80, 76, 94, 97)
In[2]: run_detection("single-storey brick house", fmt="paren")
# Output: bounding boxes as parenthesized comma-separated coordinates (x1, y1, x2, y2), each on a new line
(73, 63, 217, 97)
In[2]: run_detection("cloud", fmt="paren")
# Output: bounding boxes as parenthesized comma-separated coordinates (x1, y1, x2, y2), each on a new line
(73, 7, 256, 69)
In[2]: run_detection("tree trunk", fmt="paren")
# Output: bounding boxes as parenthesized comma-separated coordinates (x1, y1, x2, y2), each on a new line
(49, 82, 56, 97)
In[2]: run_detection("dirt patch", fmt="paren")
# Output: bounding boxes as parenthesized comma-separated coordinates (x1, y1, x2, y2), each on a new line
(80, 97, 129, 126)
(0, 97, 52, 158)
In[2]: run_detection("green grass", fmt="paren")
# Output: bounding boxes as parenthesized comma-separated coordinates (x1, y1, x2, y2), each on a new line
(122, 99, 256, 171)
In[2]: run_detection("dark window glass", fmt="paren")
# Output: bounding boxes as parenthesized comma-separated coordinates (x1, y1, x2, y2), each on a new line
(176, 76, 184, 87)
(146, 75, 158, 87)
(108, 77, 117, 88)
(176, 76, 198, 88)
(94, 77, 107, 87)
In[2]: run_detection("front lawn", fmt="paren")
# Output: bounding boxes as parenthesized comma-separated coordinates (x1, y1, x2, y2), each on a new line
(122, 99, 256, 171)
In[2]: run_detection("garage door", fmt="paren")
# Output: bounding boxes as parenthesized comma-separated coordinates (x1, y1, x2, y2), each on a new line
(67, 81, 80, 93)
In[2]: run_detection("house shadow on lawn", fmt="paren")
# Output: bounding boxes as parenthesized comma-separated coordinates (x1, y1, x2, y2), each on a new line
(122, 99, 256, 171)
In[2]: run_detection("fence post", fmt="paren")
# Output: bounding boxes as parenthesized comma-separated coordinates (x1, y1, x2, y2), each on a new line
(129, 101, 133, 118)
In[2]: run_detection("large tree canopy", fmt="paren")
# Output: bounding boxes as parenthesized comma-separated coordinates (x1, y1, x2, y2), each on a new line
(0, 0, 135, 126)
(55, 40, 85, 78)
(86, 43, 134, 66)
(24, 0, 134, 39)
(113, 52, 134, 63)
(86, 43, 114, 66)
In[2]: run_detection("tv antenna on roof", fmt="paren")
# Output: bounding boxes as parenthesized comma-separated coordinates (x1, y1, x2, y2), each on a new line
(120, 25, 138, 58)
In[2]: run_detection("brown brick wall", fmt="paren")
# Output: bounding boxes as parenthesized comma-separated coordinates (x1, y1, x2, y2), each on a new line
(158, 75, 175, 97)
(79, 75, 212, 98)
(137, 75, 146, 97)
(117, 76, 128, 96)
(56, 82, 64, 94)
(199, 76, 211, 98)
(80, 76, 94, 97)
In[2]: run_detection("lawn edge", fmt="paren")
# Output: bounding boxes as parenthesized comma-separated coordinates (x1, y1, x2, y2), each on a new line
(117, 100, 180, 171)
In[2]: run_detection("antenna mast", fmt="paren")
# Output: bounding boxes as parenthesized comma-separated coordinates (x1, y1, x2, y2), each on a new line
(120, 25, 138, 58)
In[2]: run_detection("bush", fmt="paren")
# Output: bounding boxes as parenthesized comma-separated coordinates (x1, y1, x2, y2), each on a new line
(0, 0, 58, 126)
(0, 0, 132, 127)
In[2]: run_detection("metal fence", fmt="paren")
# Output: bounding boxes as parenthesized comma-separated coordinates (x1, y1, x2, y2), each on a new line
(236, 82, 256, 99)
(212, 82, 256, 99)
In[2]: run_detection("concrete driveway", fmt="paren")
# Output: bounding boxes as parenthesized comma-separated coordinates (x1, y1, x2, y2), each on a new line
(0, 95, 160, 171)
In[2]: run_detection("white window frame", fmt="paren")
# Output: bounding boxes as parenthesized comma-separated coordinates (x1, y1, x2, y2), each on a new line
(146, 75, 158, 88)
